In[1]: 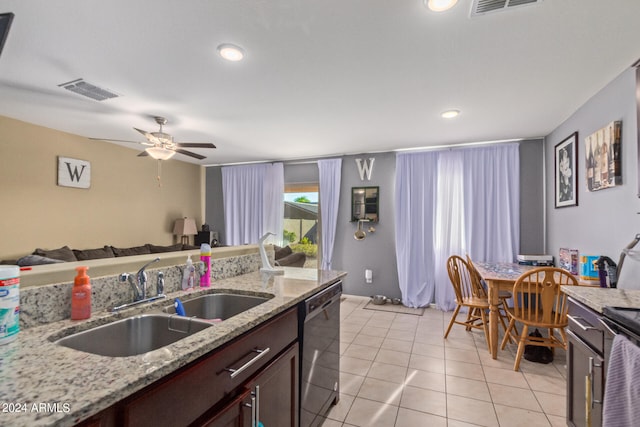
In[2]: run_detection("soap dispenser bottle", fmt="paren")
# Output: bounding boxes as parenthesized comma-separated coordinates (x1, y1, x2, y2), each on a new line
(71, 266, 91, 320)
(182, 255, 195, 290)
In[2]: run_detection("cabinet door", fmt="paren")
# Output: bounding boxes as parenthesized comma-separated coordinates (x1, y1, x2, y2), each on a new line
(567, 330, 604, 427)
(250, 344, 299, 427)
(199, 389, 252, 427)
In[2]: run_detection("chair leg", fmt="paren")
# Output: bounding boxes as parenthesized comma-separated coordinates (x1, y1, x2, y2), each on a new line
(444, 305, 461, 339)
(500, 318, 515, 350)
(497, 304, 513, 344)
(479, 308, 491, 353)
(513, 324, 529, 372)
(557, 327, 568, 350)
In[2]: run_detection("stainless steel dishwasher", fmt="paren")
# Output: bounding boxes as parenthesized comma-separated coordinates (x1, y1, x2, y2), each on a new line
(299, 280, 342, 427)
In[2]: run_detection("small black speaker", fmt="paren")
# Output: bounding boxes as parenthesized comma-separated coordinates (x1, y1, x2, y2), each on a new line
(195, 231, 213, 247)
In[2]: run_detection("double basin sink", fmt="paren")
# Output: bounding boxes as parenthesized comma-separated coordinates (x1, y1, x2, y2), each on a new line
(54, 293, 273, 357)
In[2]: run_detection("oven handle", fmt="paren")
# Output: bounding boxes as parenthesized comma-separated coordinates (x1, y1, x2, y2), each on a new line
(567, 314, 598, 331)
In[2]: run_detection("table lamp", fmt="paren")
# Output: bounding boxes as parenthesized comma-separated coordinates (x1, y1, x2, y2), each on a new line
(173, 217, 197, 245)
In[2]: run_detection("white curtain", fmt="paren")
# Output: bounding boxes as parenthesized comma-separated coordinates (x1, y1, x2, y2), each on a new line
(222, 163, 284, 246)
(433, 151, 466, 311)
(394, 143, 520, 309)
(463, 144, 520, 262)
(394, 152, 438, 308)
(263, 163, 284, 246)
(318, 158, 342, 270)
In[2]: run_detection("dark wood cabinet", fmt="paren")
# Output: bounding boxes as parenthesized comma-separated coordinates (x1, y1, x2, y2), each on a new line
(567, 298, 606, 427)
(76, 308, 298, 427)
(199, 344, 299, 427)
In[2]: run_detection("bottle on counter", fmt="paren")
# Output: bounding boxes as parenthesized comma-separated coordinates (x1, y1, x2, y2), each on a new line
(71, 266, 92, 320)
(200, 243, 211, 287)
(182, 255, 196, 290)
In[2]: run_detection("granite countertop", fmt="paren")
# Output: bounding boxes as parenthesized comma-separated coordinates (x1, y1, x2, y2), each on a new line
(562, 285, 640, 313)
(0, 268, 345, 427)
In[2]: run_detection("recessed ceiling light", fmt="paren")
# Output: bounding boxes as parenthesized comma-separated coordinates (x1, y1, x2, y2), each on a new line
(217, 44, 245, 61)
(441, 109, 460, 119)
(425, 0, 458, 12)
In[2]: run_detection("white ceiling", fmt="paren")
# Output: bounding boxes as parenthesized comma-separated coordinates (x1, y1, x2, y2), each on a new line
(1, 0, 639, 165)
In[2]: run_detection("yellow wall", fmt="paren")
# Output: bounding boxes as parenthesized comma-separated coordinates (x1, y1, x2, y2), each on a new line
(0, 116, 204, 260)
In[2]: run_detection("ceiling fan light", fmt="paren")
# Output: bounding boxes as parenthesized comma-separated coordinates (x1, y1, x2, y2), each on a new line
(217, 44, 245, 61)
(441, 109, 460, 119)
(425, 0, 458, 12)
(146, 147, 176, 160)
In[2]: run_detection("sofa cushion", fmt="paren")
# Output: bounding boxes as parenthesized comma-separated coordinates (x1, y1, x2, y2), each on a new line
(147, 243, 184, 253)
(112, 245, 151, 257)
(33, 245, 78, 262)
(274, 251, 306, 267)
(17, 254, 65, 267)
(274, 245, 293, 260)
(73, 246, 115, 261)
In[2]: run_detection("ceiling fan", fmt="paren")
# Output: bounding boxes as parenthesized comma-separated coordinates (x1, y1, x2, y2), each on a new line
(91, 116, 216, 160)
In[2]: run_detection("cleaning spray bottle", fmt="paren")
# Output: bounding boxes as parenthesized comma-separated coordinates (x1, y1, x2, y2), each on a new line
(71, 266, 91, 320)
(200, 243, 211, 287)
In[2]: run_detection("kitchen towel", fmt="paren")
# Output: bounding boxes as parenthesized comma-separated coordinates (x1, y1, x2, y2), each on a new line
(602, 334, 640, 427)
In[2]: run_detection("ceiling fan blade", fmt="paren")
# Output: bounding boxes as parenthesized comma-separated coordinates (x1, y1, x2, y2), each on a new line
(89, 137, 140, 144)
(175, 148, 206, 160)
(175, 142, 217, 149)
(137, 150, 149, 157)
(133, 127, 160, 144)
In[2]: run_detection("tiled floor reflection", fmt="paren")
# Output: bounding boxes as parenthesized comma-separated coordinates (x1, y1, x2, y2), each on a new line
(321, 295, 567, 427)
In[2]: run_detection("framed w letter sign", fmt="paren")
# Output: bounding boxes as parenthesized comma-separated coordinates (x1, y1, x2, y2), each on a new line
(57, 157, 91, 189)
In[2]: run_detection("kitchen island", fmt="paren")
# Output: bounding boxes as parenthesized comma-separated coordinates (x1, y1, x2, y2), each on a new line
(562, 285, 640, 427)
(0, 268, 345, 426)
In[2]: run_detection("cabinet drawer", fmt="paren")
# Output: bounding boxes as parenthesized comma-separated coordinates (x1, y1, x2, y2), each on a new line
(567, 298, 604, 355)
(123, 307, 298, 427)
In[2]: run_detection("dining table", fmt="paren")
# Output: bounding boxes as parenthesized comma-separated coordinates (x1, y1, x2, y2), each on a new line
(473, 262, 538, 359)
(474, 261, 599, 359)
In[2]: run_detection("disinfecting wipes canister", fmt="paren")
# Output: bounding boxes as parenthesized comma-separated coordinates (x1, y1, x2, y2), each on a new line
(0, 265, 19, 345)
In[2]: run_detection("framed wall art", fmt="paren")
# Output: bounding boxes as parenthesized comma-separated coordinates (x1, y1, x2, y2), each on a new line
(555, 132, 578, 208)
(585, 120, 622, 192)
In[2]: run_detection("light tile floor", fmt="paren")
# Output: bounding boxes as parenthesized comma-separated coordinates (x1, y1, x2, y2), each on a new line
(322, 295, 568, 427)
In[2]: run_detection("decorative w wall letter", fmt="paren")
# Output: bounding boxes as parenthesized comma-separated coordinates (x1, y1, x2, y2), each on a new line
(355, 158, 375, 181)
(57, 156, 91, 189)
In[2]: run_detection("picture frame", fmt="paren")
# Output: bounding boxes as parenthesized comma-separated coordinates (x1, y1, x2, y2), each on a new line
(555, 132, 578, 208)
(585, 120, 622, 192)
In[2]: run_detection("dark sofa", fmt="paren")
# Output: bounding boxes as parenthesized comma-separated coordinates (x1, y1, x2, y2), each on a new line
(2, 243, 199, 267)
(273, 245, 306, 268)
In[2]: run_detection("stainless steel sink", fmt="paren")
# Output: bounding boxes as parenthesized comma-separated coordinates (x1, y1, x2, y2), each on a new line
(55, 314, 212, 357)
(164, 293, 272, 320)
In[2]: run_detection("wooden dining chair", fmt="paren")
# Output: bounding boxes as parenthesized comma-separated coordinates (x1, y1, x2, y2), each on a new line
(466, 254, 516, 343)
(444, 255, 491, 351)
(500, 267, 578, 371)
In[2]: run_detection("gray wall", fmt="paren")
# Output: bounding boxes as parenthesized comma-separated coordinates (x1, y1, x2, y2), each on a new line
(545, 67, 640, 261)
(519, 139, 545, 254)
(204, 166, 226, 245)
(332, 153, 399, 298)
(205, 141, 545, 298)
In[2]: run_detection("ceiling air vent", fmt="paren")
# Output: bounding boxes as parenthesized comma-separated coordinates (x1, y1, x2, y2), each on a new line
(58, 78, 119, 101)
(471, 0, 542, 17)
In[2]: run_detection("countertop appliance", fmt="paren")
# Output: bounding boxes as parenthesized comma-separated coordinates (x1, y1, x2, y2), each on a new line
(299, 280, 342, 427)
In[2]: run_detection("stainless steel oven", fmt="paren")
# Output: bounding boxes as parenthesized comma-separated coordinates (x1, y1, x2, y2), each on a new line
(299, 280, 342, 427)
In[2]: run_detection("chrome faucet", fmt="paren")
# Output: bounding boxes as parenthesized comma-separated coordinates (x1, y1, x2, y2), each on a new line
(118, 257, 161, 302)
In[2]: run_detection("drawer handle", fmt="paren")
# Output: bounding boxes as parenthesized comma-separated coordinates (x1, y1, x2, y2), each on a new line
(224, 348, 271, 379)
(568, 315, 598, 331)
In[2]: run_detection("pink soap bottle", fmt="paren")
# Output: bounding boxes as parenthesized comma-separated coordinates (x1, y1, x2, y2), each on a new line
(200, 243, 211, 287)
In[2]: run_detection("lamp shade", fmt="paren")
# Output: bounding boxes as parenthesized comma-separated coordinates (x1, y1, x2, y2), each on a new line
(173, 217, 198, 236)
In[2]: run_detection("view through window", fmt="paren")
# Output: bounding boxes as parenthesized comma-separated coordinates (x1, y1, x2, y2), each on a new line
(284, 183, 318, 268)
